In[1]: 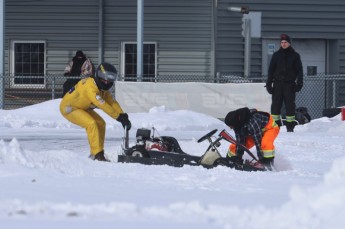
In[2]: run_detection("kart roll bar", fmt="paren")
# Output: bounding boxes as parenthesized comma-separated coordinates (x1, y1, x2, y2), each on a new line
(218, 129, 259, 161)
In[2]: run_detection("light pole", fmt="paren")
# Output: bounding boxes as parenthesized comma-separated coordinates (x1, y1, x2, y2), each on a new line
(228, 6, 251, 78)
(242, 17, 251, 78)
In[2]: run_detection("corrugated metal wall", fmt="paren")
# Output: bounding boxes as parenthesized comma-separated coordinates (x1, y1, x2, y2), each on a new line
(104, 0, 213, 76)
(5, 0, 99, 74)
(5, 0, 213, 76)
(340, 40, 345, 73)
(217, 0, 345, 76)
(4, 0, 345, 77)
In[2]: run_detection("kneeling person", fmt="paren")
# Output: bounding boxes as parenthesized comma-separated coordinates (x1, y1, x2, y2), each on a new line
(224, 107, 280, 169)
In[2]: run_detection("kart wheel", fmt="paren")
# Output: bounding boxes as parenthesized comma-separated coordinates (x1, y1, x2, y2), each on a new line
(130, 148, 149, 158)
(213, 158, 229, 167)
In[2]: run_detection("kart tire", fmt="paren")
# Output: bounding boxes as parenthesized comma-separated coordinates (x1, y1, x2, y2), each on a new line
(213, 158, 229, 167)
(130, 148, 149, 158)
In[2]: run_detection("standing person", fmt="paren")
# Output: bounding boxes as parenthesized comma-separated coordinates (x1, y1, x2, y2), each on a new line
(60, 62, 131, 161)
(224, 107, 280, 169)
(62, 50, 94, 96)
(265, 34, 303, 132)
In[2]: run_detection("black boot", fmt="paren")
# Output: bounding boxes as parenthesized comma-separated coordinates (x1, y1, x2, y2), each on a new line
(227, 155, 244, 169)
(286, 122, 295, 132)
(90, 150, 110, 162)
(275, 119, 283, 127)
(260, 157, 274, 171)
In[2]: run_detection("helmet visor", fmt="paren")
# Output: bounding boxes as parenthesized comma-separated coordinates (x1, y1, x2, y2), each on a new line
(96, 78, 114, 91)
(100, 78, 113, 85)
(97, 70, 117, 82)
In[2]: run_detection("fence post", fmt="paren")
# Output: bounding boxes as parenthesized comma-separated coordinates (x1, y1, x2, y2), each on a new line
(52, 75, 55, 100)
(0, 74, 3, 109)
(332, 79, 336, 108)
(216, 72, 220, 83)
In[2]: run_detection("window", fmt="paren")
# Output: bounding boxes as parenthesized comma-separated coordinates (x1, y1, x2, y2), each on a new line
(122, 42, 156, 81)
(11, 41, 45, 87)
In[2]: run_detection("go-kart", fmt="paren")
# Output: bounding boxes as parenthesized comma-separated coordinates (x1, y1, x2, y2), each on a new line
(117, 127, 269, 171)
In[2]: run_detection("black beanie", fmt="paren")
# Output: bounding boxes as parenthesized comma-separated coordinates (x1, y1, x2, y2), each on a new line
(224, 107, 251, 130)
(75, 50, 84, 57)
(280, 34, 291, 44)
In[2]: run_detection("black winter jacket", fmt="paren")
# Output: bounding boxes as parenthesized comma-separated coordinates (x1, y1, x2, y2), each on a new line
(267, 46, 303, 86)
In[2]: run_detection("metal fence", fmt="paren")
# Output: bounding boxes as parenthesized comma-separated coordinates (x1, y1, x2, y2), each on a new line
(1, 73, 345, 119)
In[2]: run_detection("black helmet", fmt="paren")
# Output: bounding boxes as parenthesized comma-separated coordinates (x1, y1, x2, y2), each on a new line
(94, 62, 117, 91)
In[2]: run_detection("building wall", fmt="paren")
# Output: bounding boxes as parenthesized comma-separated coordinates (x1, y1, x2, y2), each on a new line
(4, 0, 345, 78)
(104, 1, 213, 76)
(5, 0, 100, 74)
(216, 0, 345, 76)
(5, 0, 214, 77)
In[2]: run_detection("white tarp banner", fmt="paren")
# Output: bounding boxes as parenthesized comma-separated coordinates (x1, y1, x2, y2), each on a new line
(115, 82, 271, 118)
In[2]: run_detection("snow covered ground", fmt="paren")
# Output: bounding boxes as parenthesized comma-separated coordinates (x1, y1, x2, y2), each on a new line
(0, 99, 344, 229)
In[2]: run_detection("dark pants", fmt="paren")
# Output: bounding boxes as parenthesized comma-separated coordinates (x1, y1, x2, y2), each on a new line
(62, 79, 80, 97)
(271, 81, 296, 117)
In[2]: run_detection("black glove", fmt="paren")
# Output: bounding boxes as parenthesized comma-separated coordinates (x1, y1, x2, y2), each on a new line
(117, 113, 132, 130)
(294, 84, 303, 92)
(228, 156, 244, 169)
(265, 83, 273, 94)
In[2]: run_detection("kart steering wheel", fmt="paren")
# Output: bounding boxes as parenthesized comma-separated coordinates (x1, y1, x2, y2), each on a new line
(197, 129, 218, 143)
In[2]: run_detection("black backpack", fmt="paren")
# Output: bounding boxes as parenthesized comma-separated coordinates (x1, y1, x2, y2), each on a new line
(295, 107, 311, 125)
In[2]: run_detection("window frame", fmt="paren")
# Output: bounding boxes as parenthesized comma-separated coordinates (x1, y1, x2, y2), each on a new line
(120, 41, 157, 82)
(10, 40, 46, 88)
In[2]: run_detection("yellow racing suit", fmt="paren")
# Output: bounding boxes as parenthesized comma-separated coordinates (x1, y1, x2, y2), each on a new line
(60, 77, 124, 155)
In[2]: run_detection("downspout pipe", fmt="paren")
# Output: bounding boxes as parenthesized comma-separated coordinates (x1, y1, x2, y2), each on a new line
(98, 0, 104, 65)
(0, 0, 4, 109)
(211, 0, 217, 81)
(137, 0, 143, 81)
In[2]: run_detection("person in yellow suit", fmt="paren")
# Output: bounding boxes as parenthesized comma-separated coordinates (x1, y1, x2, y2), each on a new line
(60, 62, 131, 161)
